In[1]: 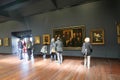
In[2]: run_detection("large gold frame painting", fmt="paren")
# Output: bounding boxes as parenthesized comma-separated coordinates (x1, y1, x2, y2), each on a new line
(43, 34, 50, 45)
(53, 26, 85, 50)
(90, 29, 104, 45)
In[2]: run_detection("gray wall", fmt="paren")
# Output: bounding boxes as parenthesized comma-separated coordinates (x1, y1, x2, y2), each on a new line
(0, 0, 120, 58)
(29, 0, 120, 58)
(0, 21, 26, 53)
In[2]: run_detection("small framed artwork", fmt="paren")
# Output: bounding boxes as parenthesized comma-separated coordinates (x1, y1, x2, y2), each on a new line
(90, 29, 104, 45)
(34, 36, 40, 44)
(117, 24, 120, 36)
(3, 37, 9, 46)
(118, 36, 120, 44)
(43, 34, 50, 45)
(0, 38, 2, 46)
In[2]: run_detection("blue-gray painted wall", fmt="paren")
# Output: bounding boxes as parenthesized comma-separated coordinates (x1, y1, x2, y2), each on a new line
(0, 0, 120, 58)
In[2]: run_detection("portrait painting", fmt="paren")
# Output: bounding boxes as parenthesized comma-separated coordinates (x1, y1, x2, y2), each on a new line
(53, 26, 85, 50)
(43, 34, 50, 45)
(34, 36, 40, 44)
(90, 29, 104, 45)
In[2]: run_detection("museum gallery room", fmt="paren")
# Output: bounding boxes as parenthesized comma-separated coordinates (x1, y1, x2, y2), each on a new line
(0, 0, 120, 80)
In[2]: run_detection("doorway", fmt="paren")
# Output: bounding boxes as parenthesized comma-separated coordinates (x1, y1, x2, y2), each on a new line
(11, 30, 33, 59)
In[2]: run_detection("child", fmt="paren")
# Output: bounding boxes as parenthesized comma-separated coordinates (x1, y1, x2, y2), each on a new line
(40, 45, 47, 59)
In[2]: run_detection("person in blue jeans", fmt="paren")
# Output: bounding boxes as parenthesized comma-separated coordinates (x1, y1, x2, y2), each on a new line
(18, 38, 23, 60)
(55, 37, 63, 64)
(50, 38, 57, 61)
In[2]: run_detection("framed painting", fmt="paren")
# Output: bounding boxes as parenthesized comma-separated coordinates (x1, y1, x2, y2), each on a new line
(43, 34, 50, 45)
(53, 25, 86, 50)
(118, 36, 120, 44)
(34, 36, 40, 44)
(3, 37, 9, 46)
(90, 29, 104, 45)
(0, 38, 2, 46)
(117, 24, 120, 36)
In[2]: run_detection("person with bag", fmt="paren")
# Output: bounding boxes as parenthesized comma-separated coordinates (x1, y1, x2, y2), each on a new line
(50, 38, 57, 61)
(81, 37, 93, 69)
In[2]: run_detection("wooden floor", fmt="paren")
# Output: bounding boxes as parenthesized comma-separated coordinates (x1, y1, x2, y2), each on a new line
(0, 54, 120, 80)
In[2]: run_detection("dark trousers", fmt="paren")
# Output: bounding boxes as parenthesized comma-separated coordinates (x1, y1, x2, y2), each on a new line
(51, 52, 57, 61)
(27, 49, 32, 60)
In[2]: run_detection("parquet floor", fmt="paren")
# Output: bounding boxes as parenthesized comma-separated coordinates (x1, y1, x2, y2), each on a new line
(0, 54, 120, 80)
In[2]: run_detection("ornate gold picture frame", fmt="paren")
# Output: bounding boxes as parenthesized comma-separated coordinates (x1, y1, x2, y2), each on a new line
(117, 24, 120, 36)
(118, 36, 120, 44)
(3, 37, 9, 46)
(0, 38, 2, 46)
(34, 36, 40, 44)
(90, 29, 104, 45)
(43, 34, 50, 45)
(53, 26, 85, 50)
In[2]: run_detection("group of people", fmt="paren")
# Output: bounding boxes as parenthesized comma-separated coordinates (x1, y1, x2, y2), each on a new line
(41, 36, 93, 69)
(18, 38, 32, 60)
(41, 37, 63, 64)
(18, 36, 93, 68)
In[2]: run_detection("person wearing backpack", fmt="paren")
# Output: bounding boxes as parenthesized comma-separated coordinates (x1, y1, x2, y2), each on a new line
(81, 37, 93, 69)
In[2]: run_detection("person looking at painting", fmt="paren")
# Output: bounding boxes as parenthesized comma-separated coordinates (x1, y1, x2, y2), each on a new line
(55, 37, 63, 64)
(18, 38, 23, 60)
(50, 38, 57, 61)
(40, 44, 47, 60)
(26, 38, 33, 60)
(81, 37, 93, 69)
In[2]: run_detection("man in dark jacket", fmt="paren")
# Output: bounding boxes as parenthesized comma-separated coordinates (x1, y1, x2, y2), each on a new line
(26, 38, 32, 60)
(81, 37, 93, 69)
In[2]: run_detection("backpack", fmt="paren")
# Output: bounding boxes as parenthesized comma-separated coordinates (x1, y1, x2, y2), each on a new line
(18, 41, 23, 49)
(81, 43, 87, 55)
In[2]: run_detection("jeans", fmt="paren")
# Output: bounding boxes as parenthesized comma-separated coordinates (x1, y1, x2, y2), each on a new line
(51, 53, 57, 61)
(43, 54, 46, 59)
(84, 55, 91, 69)
(18, 49, 23, 60)
(56, 51, 63, 64)
(27, 49, 32, 60)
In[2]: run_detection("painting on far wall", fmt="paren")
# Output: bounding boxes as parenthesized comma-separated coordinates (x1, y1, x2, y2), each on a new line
(118, 36, 120, 44)
(90, 29, 104, 45)
(3, 37, 9, 46)
(53, 26, 85, 50)
(43, 34, 50, 45)
(0, 38, 2, 46)
(34, 36, 40, 44)
(117, 24, 120, 36)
